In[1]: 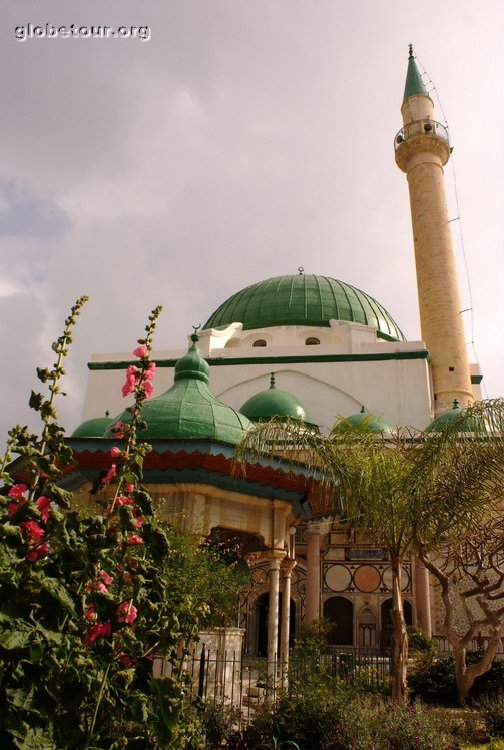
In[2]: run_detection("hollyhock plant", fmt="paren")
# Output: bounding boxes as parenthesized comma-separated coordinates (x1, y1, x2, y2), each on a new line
(142, 381, 154, 398)
(110, 446, 121, 458)
(127, 534, 144, 546)
(83, 621, 112, 647)
(112, 421, 124, 438)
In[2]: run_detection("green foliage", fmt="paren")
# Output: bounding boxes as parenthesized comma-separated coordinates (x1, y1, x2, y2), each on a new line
(0, 301, 233, 750)
(409, 653, 504, 707)
(476, 694, 504, 739)
(239, 694, 460, 750)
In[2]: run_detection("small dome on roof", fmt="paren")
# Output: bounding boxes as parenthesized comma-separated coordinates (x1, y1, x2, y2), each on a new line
(104, 334, 251, 444)
(240, 373, 311, 424)
(72, 413, 114, 438)
(333, 406, 394, 434)
(203, 273, 405, 342)
(425, 400, 481, 433)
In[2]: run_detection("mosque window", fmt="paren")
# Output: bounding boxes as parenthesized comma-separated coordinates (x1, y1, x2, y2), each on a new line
(305, 337, 320, 346)
(253, 339, 267, 347)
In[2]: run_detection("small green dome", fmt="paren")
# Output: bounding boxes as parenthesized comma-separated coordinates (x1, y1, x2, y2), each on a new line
(105, 335, 251, 444)
(72, 413, 114, 438)
(240, 374, 311, 423)
(333, 406, 394, 434)
(425, 400, 480, 433)
(203, 274, 405, 342)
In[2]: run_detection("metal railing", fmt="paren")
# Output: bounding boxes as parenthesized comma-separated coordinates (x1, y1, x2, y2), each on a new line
(394, 119, 449, 151)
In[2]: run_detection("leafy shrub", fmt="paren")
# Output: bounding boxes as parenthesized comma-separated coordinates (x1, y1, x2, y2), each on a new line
(476, 693, 504, 738)
(409, 652, 504, 706)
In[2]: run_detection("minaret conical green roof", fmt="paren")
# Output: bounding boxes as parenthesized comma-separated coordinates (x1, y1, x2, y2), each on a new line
(403, 44, 429, 101)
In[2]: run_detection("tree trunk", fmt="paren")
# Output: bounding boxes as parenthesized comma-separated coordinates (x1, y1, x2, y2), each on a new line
(391, 560, 408, 703)
(453, 635, 503, 704)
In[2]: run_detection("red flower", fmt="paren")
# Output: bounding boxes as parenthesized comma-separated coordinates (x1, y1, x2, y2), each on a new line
(144, 362, 156, 380)
(133, 344, 148, 358)
(117, 600, 138, 624)
(26, 544, 49, 562)
(84, 603, 97, 621)
(8, 484, 28, 499)
(112, 421, 124, 438)
(127, 534, 144, 546)
(100, 570, 114, 586)
(83, 621, 112, 646)
(142, 381, 154, 399)
(7, 501, 22, 516)
(20, 520, 45, 543)
(117, 652, 134, 668)
(116, 496, 134, 507)
(102, 464, 116, 485)
(36, 496, 51, 522)
(110, 446, 121, 458)
(123, 482, 135, 493)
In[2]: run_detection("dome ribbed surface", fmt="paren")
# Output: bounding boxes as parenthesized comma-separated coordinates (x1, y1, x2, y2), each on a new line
(105, 338, 251, 444)
(425, 400, 481, 434)
(333, 407, 394, 434)
(203, 274, 405, 342)
(72, 415, 114, 438)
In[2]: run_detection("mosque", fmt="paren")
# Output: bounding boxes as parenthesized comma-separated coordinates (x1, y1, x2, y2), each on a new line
(68, 48, 483, 663)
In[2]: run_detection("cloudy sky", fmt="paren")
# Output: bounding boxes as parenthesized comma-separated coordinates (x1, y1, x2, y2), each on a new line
(1, 0, 503, 441)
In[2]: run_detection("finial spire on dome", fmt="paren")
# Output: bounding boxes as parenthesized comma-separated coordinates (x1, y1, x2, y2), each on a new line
(270, 372, 276, 390)
(403, 43, 429, 101)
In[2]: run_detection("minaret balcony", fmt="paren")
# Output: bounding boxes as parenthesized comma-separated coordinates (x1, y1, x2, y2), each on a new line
(394, 119, 451, 171)
(394, 119, 449, 151)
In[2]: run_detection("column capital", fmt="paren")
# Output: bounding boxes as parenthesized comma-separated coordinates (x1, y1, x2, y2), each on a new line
(266, 549, 286, 570)
(281, 558, 297, 576)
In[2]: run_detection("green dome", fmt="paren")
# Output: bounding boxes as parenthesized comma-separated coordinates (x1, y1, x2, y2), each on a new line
(240, 374, 310, 423)
(72, 414, 114, 438)
(203, 274, 405, 342)
(333, 406, 394, 434)
(426, 400, 481, 433)
(105, 335, 251, 444)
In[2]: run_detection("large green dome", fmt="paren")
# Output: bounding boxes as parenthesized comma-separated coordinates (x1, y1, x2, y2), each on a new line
(203, 274, 405, 342)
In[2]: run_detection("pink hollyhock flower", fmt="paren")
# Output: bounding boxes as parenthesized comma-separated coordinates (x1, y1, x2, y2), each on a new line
(122, 571, 133, 584)
(96, 581, 108, 593)
(112, 422, 124, 438)
(133, 344, 148, 358)
(83, 621, 112, 646)
(110, 446, 121, 458)
(36, 496, 51, 523)
(7, 501, 22, 516)
(116, 496, 134, 507)
(100, 570, 114, 586)
(142, 381, 154, 399)
(121, 381, 135, 398)
(144, 362, 156, 380)
(20, 520, 45, 543)
(102, 464, 116, 485)
(134, 515, 144, 528)
(117, 601, 138, 624)
(127, 534, 144, 546)
(84, 603, 97, 621)
(117, 652, 134, 668)
(8, 484, 28, 499)
(123, 482, 135, 493)
(26, 543, 49, 562)
(126, 364, 140, 378)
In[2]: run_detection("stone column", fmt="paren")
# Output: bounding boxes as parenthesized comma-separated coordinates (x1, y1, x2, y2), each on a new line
(267, 551, 285, 691)
(280, 558, 296, 685)
(305, 526, 321, 622)
(414, 556, 432, 636)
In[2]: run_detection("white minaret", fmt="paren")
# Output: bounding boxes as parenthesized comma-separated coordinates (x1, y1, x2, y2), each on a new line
(395, 46, 473, 416)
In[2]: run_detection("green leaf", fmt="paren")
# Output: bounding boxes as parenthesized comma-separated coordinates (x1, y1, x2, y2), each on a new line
(29, 391, 44, 411)
(12, 725, 57, 750)
(0, 629, 33, 650)
(30, 572, 76, 615)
